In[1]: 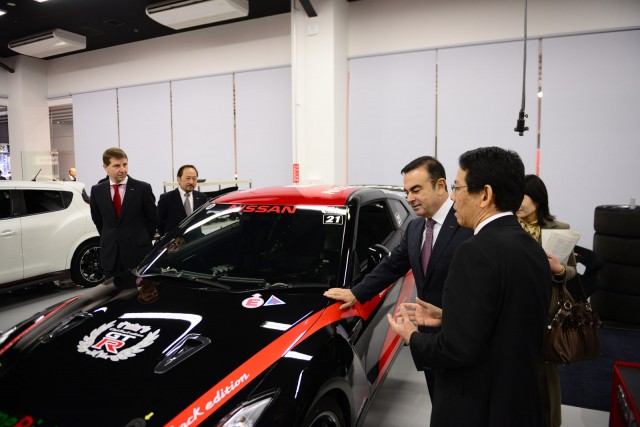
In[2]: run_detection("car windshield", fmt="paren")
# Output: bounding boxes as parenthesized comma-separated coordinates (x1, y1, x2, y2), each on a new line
(137, 203, 346, 289)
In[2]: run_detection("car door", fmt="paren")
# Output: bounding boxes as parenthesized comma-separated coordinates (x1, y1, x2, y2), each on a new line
(0, 189, 24, 285)
(20, 189, 81, 279)
(350, 199, 408, 386)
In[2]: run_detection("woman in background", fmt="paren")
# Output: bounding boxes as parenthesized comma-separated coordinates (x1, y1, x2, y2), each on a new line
(517, 174, 577, 427)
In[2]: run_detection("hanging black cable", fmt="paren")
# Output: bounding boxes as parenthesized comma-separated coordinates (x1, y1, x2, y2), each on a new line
(514, 0, 529, 136)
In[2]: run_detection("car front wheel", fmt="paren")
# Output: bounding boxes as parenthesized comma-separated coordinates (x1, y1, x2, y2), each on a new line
(302, 396, 346, 427)
(70, 239, 104, 288)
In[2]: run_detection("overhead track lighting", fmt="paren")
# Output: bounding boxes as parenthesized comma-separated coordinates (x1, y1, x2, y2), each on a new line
(146, 0, 249, 30)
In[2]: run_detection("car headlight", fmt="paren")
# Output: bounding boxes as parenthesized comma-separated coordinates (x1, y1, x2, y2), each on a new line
(216, 395, 274, 427)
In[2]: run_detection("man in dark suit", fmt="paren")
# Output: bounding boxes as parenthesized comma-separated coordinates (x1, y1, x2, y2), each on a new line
(157, 164, 206, 235)
(90, 147, 157, 288)
(389, 147, 551, 427)
(324, 155, 473, 400)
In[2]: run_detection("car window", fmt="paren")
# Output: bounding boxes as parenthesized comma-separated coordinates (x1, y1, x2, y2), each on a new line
(61, 191, 74, 207)
(23, 190, 66, 215)
(138, 204, 346, 288)
(354, 201, 394, 264)
(0, 190, 11, 219)
(388, 199, 410, 227)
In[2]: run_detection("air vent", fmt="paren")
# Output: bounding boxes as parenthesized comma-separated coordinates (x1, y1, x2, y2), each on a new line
(146, 0, 248, 30)
(8, 29, 86, 58)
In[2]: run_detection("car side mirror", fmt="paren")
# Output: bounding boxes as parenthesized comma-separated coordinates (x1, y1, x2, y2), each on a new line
(367, 244, 390, 273)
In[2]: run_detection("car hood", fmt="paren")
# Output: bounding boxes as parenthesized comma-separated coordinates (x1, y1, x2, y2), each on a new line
(0, 279, 331, 426)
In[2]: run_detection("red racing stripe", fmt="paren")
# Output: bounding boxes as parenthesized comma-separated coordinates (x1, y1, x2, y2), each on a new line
(373, 273, 416, 388)
(0, 297, 79, 357)
(165, 291, 392, 427)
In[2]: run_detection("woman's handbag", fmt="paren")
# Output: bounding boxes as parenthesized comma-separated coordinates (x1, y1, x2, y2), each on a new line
(542, 274, 602, 364)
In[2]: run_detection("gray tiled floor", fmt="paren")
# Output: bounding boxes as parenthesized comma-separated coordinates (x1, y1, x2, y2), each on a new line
(363, 346, 610, 426)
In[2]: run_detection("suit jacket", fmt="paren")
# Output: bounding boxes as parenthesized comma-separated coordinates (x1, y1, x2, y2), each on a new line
(157, 188, 207, 235)
(90, 176, 158, 272)
(409, 215, 551, 427)
(352, 206, 473, 310)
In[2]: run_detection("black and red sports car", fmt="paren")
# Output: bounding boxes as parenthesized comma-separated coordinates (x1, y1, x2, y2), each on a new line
(0, 185, 416, 427)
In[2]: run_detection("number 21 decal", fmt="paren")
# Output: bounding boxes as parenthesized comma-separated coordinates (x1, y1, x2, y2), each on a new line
(323, 214, 344, 225)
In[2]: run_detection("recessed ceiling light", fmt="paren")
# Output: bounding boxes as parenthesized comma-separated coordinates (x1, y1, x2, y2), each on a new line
(34, 0, 49, 3)
(0, 9, 7, 16)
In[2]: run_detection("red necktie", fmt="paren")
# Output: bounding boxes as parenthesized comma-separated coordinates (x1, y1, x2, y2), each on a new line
(421, 218, 435, 275)
(112, 184, 122, 218)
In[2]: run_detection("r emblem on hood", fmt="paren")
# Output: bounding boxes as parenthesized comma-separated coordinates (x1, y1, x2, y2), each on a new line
(77, 320, 160, 361)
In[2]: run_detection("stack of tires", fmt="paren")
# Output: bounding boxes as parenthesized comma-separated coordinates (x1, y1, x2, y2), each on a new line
(591, 204, 640, 325)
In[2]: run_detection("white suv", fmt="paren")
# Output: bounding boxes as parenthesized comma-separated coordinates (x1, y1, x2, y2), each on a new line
(0, 180, 104, 293)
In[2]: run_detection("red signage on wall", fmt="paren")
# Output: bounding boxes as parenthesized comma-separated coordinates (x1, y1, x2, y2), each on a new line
(293, 163, 299, 184)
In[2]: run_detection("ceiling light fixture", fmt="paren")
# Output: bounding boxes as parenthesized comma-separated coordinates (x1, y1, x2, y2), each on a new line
(146, 0, 249, 30)
(8, 29, 86, 58)
(0, 9, 6, 16)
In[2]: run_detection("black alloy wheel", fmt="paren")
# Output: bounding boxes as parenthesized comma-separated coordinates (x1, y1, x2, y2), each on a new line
(303, 396, 346, 427)
(70, 240, 104, 287)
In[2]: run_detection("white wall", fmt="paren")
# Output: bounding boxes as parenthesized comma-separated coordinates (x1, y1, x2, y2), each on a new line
(46, 14, 291, 97)
(44, 0, 640, 98)
(348, 0, 640, 57)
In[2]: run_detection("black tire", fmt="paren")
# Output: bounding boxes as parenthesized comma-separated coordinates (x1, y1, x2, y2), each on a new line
(593, 233, 640, 266)
(594, 205, 640, 238)
(302, 396, 346, 427)
(590, 289, 640, 325)
(70, 239, 104, 288)
(597, 262, 640, 296)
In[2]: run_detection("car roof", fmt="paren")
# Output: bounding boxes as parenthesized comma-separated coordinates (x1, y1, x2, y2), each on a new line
(0, 180, 86, 193)
(215, 185, 370, 206)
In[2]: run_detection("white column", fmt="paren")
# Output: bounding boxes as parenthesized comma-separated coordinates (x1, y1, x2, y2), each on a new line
(291, 0, 348, 185)
(7, 55, 51, 180)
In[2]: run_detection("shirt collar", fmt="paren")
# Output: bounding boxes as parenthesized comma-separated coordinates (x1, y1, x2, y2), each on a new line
(430, 197, 453, 226)
(110, 177, 128, 186)
(475, 211, 513, 234)
(178, 187, 191, 199)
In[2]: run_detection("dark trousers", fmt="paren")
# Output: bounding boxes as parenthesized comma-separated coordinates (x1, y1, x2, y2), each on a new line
(424, 368, 435, 401)
(418, 325, 437, 401)
(103, 247, 138, 289)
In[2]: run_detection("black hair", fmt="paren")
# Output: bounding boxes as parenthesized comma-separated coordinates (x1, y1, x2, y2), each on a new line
(458, 146, 524, 213)
(177, 164, 199, 178)
(524, 174, 555, 226)
(401, 156, 447, 189)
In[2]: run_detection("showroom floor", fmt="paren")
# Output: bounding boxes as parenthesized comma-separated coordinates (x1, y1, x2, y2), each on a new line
(0, 285, 610, 427)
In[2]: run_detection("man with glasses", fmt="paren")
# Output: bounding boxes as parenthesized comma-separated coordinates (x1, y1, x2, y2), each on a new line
(324, 155, 473, 401)
(157, 164, 207, 235)
(389, 147, 551, 426)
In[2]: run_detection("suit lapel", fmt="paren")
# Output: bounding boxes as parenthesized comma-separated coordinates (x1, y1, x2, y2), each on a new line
(119, 179, 137, 219)
(194, 192, 206, 208)
(409, 218, 427, 281)
(425, 207, 458, 283)
(100, 181, 119, 222)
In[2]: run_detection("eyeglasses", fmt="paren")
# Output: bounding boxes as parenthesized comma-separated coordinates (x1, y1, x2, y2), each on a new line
(450, 184, 472, 194)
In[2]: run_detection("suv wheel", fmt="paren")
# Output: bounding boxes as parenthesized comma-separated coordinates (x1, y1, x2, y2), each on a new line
(70, 239, 104, 288)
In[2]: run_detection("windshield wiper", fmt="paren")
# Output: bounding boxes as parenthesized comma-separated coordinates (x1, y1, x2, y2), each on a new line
(264, 282, 332, 289)
(181, 273, 231, 290)
(146, 269, 231, 290)
(217, 276, 266, 286)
